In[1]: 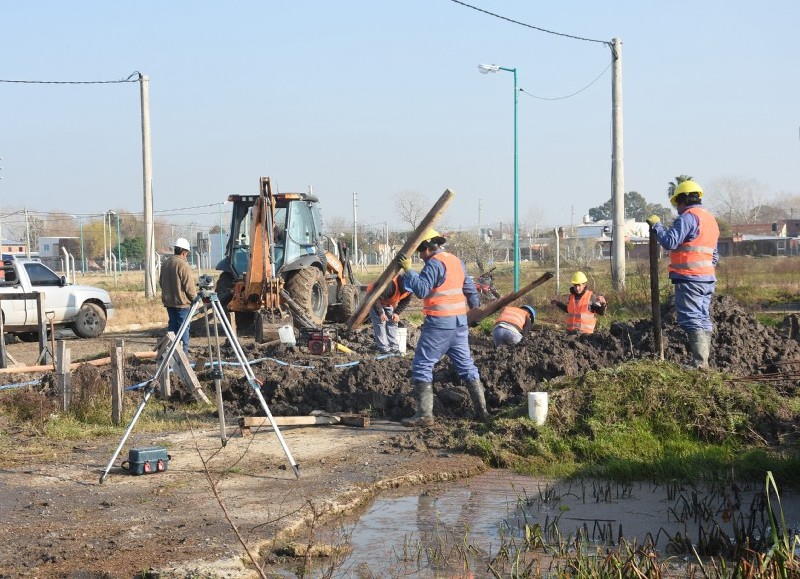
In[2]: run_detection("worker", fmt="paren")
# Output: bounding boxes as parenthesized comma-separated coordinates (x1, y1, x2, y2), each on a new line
(647, 179, 719, 368)
(397, 229, 486, 426)
(159, 237, 197, 355)
(367, 273, 413, 354)
(492, 305, 536, 347)
(550, 271, 607, 334)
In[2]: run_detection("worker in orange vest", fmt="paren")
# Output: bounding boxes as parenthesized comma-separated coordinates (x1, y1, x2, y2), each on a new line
(492, 305, 536, 346)
(367, 274, 412, 354)
(647, 179, 719, 368)
(550, 271, 607, 334)
(397, 229, 485, 426)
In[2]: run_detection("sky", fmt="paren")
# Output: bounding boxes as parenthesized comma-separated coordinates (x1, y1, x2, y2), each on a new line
(1, 1, 798, 238)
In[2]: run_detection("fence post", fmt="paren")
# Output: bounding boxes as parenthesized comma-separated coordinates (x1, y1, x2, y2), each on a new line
(111, 339, 125, 425)
(56, 340, 71, 411)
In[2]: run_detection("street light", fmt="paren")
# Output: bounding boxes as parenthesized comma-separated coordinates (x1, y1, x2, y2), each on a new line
(479, 63, 520, 291)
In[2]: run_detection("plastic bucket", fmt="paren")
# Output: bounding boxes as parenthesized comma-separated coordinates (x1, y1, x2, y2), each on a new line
(396, 327, 407, 354)
(278, 325, 296, 346)
(527, 392, 548, 425)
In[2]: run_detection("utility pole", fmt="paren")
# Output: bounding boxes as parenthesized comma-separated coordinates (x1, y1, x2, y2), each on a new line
(384, 221, 389, 266)
(352, 192, 359, 265)
(477, 198, 482, 239)
(24, 208, 31, 258)
(611, 37, 626, 291)
(0, 156, 3, 253)
(140, 73, 157, 299)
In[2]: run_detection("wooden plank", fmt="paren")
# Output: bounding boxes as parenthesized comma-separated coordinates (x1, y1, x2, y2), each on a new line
(111, 339, 124, 425)
(171, 346, 211, 404)
(346, 188, 456, 330)
(467, 272, 554, 326)
(339, 414, 370, 427)
(239, 415, 341, 435)
(56, 340, 71, 411)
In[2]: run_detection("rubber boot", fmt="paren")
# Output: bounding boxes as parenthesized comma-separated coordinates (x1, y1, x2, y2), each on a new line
(688, 331, 710, 369)
(401, 381, 434, 427)
(466, 379, 489, 420)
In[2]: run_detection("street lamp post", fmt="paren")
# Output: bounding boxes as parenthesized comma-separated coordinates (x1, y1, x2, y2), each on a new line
(479, 63, 520, 291)
(71, 215, 85, 274)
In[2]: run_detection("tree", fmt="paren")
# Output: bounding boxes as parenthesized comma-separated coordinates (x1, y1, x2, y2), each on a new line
(588, 191, 672, 223)
(394, 191, 429, 230)
(120, 236, 145, 260)
(708, 177, 767, 225)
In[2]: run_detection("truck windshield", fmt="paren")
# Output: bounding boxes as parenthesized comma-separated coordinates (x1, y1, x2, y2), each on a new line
(24, 262, 62, 286)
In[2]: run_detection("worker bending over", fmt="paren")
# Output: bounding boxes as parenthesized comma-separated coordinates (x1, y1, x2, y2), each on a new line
(551, 271, 607, 334)
(492, 305, 536, 347)
(367, 274, 412, 354)
(397, 229, 487, 426)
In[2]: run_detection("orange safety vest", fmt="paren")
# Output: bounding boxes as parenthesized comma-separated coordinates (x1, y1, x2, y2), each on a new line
(495, 306, 527, 332)
(422, 252, 468, 317)
(367, 277, 411, 309)
(567, 290, 596, 334)
(668, 206, 719, 279)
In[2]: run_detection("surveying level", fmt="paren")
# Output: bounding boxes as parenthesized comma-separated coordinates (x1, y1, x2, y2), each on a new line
(99, 280, 300, 483)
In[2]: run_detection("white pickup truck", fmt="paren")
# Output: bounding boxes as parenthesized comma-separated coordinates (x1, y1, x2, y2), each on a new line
(0, 254, 115, 340)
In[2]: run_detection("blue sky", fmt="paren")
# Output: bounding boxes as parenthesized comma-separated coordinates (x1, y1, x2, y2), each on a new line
(1, 1, 798, 235)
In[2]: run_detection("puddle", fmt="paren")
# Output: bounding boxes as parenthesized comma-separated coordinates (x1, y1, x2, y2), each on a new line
(276, 470, 800, 577)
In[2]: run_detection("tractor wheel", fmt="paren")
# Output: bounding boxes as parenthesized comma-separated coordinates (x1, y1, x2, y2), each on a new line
(336, 284, 360, 322)
(285, 267, 328, 327)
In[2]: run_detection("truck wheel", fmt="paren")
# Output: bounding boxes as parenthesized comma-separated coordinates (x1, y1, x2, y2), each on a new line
(72, 303, 106, 338)
(336, 285, 360, 322)
(285, 267, 328, 327)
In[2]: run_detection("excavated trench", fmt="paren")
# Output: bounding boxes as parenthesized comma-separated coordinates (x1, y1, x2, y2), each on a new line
(157, 294, 800, 422)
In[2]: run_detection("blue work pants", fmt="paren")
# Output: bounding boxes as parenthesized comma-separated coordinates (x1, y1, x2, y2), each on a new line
(369, 306, 399, 353)
(674, 281, 715, 333)
(492, 323, 523, 347)
(411, 320, 479, 383)
(166, 306, 191, 354)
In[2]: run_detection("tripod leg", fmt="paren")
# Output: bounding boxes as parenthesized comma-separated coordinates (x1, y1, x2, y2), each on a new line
(100, 384, 156, 483)
(210, 297, 300, 478)
(100, 297, 203, 483)
(204, 301, 227, 446)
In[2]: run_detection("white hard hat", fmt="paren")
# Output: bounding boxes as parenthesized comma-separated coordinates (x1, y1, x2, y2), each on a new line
(174, 238, 191, 251)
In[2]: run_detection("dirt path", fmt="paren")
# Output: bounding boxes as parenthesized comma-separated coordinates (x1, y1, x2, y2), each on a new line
(0, 420, 483, 578)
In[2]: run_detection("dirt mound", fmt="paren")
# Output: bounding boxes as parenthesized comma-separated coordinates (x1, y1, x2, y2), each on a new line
(200, 294, 800, 422)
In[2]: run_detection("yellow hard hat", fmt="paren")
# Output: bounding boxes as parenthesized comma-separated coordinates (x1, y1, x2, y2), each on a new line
(570, 271, 588, 285)
(669, 180, 704, 206)
(417, 228, 446, 250)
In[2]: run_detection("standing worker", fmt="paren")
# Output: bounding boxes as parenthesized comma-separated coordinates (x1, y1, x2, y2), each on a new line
(550, 272, 607, 334)
(647, 179, 719, 368)
(397, 229, 487, 426)
(367, 273, 413, 354)
(159, 238, 197, 355)
(492, 305, 536, 347)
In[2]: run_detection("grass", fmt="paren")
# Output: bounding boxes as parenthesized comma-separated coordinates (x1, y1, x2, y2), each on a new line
(451, 360, 800, 486)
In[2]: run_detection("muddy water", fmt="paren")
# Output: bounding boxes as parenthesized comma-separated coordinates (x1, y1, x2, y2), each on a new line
(290, 470, 800, 578)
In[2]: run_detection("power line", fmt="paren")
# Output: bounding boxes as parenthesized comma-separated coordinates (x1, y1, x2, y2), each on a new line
(0, 72, 140, 85)
(519, 62, 612, 101)
(449, 0, 610, 45)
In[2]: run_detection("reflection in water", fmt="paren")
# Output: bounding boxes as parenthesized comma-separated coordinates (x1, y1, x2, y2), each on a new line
(283, 470, 800, 578)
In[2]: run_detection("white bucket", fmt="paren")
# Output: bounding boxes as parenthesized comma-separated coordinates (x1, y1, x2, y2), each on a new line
(528, 392, 548, 425)
(396, 327, 408, 354)
(278, 325, 296, 346)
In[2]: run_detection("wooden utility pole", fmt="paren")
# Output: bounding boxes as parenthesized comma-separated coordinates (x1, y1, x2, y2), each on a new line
(611, 37, 626, 291)
(140, 73, 157, 299)
(649, 228, 664, 359)
(346, 189, 455, 330)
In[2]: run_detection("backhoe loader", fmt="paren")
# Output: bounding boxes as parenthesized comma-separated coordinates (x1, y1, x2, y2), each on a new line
(212, 177, 360, 341)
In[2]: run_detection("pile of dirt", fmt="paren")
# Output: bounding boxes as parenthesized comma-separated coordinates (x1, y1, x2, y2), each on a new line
(188, 294, 800, 422)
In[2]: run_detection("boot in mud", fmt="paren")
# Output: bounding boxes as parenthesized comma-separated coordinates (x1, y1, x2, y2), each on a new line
(466, 379, 489, 420)
(401, 381, 434, 427)
(688, 331, 710, 369)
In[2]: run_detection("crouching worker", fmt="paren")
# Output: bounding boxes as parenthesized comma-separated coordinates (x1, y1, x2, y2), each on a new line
(492, 305, 536, 347)
(367, 274, 412, 354)
(397, 229, 487, 426)
(550, 271, 607, 334)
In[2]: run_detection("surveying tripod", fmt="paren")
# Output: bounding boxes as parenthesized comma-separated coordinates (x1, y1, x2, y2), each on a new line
(100, 276, 300, 483)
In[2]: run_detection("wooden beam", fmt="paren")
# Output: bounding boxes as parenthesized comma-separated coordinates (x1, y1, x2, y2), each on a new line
(467, 272, 554, 326)
(346, 188, 455, 330)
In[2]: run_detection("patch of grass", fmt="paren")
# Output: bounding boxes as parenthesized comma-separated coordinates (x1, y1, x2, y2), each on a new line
(449, 360, 800, 485)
